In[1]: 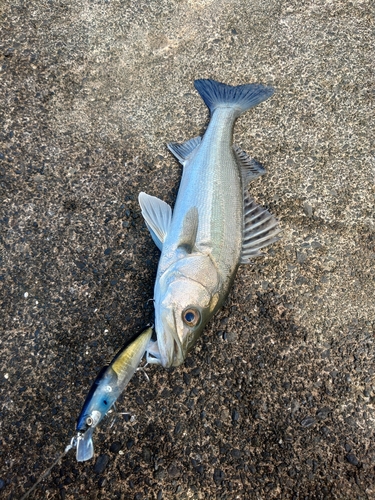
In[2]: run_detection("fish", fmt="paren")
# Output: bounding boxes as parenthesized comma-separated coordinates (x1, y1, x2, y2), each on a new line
(139, 78, 281, 368)
(75, 326, 152, 461)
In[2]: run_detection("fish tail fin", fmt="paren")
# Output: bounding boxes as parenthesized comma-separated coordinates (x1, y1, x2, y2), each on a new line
(194, 79, 274, 116)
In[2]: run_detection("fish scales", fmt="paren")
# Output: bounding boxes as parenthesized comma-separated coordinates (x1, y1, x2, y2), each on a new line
(139, 79, 281, 368)
(166, 107, 242, 277)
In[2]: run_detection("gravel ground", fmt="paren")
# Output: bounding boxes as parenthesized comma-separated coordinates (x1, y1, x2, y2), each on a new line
(1, 0, 374, 498)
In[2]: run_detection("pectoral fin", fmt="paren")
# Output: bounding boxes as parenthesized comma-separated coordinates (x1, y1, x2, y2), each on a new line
(177, 207, 199, 254)
(138, 192, 172, 250)
(241, 191, 281, 263)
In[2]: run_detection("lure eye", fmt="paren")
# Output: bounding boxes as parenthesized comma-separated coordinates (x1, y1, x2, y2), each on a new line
(86, 416, 93, 427)
(182, 308, 200, 327)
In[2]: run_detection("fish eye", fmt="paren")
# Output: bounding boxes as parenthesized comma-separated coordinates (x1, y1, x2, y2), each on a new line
(182, 307, 200, 327)
(86, 416, 93, 427)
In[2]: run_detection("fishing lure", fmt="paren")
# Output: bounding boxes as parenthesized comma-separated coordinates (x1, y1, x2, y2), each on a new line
(75, 326, 153, 461)
(20, 327, 152, 498)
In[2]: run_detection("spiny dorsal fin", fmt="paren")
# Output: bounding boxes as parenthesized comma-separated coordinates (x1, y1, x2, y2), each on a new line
(233, 145, 266, 185)
(167, 136, 202, 165)
(177, 206, 199, 254)
(241, 191, 281, 264)
(138, 192, 172, 251)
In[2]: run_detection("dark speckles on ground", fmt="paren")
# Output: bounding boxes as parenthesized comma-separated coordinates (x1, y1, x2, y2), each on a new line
(1, 0, 374, 499)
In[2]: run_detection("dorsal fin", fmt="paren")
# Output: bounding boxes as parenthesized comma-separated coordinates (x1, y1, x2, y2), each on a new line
(167, 137, 202, 165)
(233, 145, 266, 185)
(177, 207, 199, 253)
(241, 191, 281, 263)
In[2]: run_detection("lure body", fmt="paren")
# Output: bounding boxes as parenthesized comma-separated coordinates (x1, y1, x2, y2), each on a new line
(75, 326, 152, 461)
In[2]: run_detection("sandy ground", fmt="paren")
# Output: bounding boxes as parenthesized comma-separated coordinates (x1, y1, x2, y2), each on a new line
(0, 0, 374, 498)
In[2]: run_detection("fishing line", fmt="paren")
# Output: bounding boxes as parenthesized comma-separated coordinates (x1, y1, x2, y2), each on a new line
(20, 438, 76, 500)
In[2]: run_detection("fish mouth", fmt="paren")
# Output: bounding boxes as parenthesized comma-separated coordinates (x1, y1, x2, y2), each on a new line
(155, 310, 184, 368)
(171, 310, 184, 364)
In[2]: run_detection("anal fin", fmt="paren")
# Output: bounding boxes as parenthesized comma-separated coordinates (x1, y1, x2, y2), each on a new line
(233, 145, 266, 185)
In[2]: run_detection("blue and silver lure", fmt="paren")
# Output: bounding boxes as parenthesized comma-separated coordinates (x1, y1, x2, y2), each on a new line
(75, 326, 152, 461)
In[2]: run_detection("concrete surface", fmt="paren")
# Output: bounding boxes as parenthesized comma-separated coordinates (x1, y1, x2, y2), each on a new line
(0, 0, 374, 498)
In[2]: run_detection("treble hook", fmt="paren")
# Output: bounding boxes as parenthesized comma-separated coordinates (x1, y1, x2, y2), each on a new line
(137, 362, 150, 382)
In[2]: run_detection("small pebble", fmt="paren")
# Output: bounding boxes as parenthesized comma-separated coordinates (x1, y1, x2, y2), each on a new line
(288, 468, 297, 478)
(346, 453, 359, 466)
(296, 251, 307, 264)
(316, 407, 331, 420)
(303, 202, 313, 217)
(98, 477, 107, 488)
(168, 464, 180, 478)
(126, 438, 134, 449)
(93, 454, 109, 474)
(142, 447, 152, 462)
(109, 441, 122, 453)
(213, 468, 225, 483)
(311, 241, 323, 249)
(232, 409, 240, 422)
(195, 464, 204, 475)
(301, 416, 316, 428)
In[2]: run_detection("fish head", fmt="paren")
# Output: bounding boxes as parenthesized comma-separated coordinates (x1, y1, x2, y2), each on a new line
(154, 255, 220, 367)
(75, 367, 119, 460)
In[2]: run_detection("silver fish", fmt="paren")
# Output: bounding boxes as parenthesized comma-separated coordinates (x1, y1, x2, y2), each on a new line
(139, 79, 280, 368)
